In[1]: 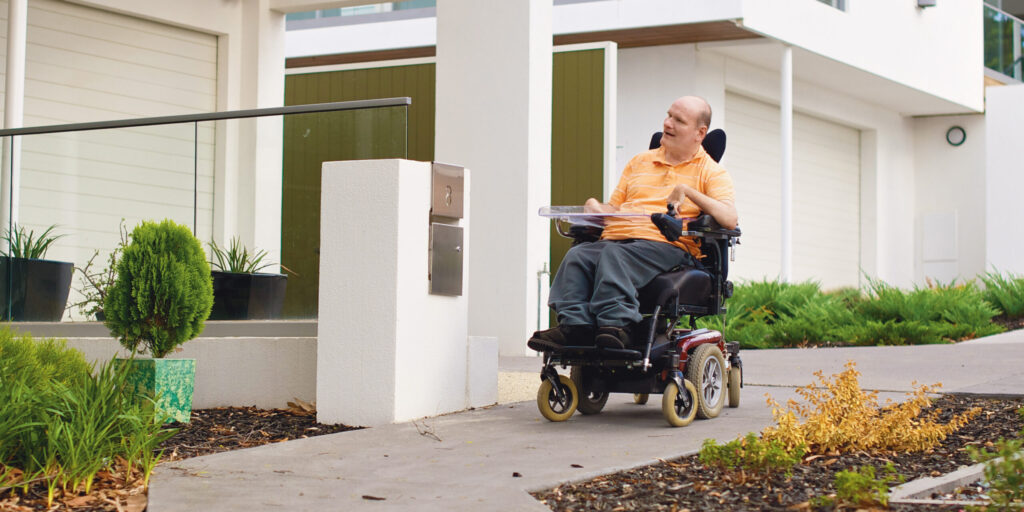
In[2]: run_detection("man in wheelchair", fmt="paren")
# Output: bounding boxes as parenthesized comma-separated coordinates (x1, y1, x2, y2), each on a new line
(528, 96, 737, 352)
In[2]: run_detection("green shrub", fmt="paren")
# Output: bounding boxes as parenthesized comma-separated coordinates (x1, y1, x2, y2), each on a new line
(0, 328, 173, 505)
(813, 463, 904, 509)
(104, 219, 213, 358)
(700, 277, 1005, 349)
(698, 432, 805, 478)
(980, 270, 1024, 319)
(967, 407, 1024, 511)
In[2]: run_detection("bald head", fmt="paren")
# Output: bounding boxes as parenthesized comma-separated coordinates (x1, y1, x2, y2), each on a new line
(675, 96, 712, 129)
(661, 96, 712, 161)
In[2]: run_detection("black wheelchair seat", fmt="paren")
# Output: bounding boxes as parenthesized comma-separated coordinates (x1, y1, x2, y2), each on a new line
(638, 267, 712, 314)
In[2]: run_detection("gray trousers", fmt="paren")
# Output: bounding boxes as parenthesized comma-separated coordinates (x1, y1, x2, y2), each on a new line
(548, 239, 694, 328)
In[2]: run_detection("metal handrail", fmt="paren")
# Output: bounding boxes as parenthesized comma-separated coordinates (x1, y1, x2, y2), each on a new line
(0, 97, 412, 137)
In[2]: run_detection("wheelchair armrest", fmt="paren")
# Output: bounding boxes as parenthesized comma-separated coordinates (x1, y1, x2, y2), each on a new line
(686, 214, 741, 238)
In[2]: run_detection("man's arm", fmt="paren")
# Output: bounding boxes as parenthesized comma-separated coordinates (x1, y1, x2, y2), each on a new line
(666, 184, 738, 230)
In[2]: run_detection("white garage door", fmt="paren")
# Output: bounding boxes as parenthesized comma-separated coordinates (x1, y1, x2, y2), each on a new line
(722, 92, 861, 290)
(3, 0, 216, 265)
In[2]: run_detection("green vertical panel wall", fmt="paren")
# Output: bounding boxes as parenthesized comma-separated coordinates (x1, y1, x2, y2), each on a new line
(282, 54, 603, 319)
(282, 64, 434, 317)
(550, 49, 605, 324)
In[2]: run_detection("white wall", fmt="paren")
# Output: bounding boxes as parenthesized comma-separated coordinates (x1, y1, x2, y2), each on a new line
(985, 84, 1024, 275)
(912, 114, 986, 284)
(70, 0, 286, 267)
(64, 336, 317, 409)
(741, 0, 983, 112)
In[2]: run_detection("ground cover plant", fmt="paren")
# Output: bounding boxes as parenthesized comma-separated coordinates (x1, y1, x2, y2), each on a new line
(698, 273, 1023, 348)
(967, 407, 1024, 511)
(536, 363, 1011, 511)
(0, 328, 173, 510)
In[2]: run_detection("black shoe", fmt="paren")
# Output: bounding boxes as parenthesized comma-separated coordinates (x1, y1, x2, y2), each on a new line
(527, 325, 594, 352)
(595, 325, 632, 349)
(527, 326, 566, 352)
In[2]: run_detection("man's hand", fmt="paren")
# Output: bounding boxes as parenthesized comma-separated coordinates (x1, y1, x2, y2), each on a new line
(583, 198, 617, 214)
(665, 185, 690, 216)
(665, 184, 738, 229)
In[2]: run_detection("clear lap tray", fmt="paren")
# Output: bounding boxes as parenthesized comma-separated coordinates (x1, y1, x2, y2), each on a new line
(538, 205, 648, 228)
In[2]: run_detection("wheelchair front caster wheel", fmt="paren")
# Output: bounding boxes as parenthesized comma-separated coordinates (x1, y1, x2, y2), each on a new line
(633, 393, 649, 405)
(661, 379, 698, 427)
(537, 374, 579, 422)
(728, 366, 741, 408)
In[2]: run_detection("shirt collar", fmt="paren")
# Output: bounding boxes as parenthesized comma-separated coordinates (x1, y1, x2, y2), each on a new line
(652, 144, 707, 167)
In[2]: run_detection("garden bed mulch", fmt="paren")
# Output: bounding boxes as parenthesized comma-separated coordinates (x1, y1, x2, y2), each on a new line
(159, 405, 362, 462)
(533, 395, 1024, 512)
(0, 406, 360, 512)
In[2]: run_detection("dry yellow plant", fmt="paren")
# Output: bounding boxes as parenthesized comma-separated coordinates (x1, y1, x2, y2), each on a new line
(761, 361, 980, 455)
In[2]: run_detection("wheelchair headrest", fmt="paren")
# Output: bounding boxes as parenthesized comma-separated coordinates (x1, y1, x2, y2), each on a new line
(648, 128, 727, 163)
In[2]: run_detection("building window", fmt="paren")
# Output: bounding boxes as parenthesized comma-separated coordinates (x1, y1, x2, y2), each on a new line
(285, 1, 435, 22)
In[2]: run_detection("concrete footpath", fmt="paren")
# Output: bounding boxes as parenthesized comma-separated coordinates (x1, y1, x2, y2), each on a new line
(149, 330, 1024, 511)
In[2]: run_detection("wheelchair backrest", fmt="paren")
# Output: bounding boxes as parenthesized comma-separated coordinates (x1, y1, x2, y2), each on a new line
(649, 128, 727, 163)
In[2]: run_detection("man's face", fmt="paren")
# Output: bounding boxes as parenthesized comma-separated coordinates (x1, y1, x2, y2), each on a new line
(661, 99, 707, 156)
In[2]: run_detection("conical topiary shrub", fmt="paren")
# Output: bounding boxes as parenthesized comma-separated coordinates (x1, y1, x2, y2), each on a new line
(103, 219, 213, 422)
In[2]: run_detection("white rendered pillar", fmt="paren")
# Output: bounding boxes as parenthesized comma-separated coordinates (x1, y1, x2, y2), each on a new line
(0, 0, 26, 230)
(317, 159, 471, 426)
(780, 45, 793, 283)
(232, 0, 285, 266)
(435, 0, 552, 356)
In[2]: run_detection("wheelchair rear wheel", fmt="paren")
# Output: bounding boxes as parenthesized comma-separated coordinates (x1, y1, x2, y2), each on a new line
(687, 344, 726, 419)
(661, 379, 698, 427)
(728, 366, 741, 408)
(570, 366, 609, 415)
(537, 374, 579, 422)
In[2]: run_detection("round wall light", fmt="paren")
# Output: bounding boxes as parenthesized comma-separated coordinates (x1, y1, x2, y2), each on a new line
(946, 125, 966, 147)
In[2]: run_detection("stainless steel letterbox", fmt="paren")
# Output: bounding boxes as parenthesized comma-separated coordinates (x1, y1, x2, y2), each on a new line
(431, 162, 464, 219)
(429, 162, 465, 296)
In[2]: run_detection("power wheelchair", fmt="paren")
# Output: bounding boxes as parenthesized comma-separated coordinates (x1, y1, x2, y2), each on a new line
(534, 129, 743, 427)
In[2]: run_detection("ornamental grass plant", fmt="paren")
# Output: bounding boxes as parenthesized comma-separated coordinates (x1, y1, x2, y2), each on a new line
(0, 328, 173, 507)
(980, 270, 1024, 319)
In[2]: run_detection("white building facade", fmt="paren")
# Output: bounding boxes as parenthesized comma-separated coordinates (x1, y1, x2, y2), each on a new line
(1, 0, 1021, 357)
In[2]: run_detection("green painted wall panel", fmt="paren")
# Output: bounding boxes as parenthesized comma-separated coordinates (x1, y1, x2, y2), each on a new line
(282, 54, 603, 320)
(282, 63, 432, 317)
(550, 50, 605, 309)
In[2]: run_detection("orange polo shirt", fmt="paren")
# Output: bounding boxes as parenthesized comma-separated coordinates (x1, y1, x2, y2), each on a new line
(602, 145, 735, 258)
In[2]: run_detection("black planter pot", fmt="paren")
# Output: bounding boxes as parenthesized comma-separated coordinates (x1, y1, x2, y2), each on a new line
(0, 256, 74, 321)
(209, 271, 287, 320)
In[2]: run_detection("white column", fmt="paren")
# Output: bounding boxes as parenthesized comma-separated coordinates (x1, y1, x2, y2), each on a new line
(317, 159, 471, 426)
(233, 0, 285, 265)
(0, 0, 27, 230)
(780, 45, 793, 283)
(985, 84, 1024, 275)
(435, 0, 552, 356)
